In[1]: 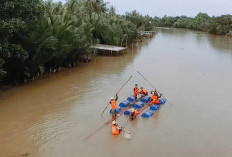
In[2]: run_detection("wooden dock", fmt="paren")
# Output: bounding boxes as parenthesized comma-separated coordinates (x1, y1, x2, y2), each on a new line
(140, 31, 156, 37)
(90, 44, 127, 55)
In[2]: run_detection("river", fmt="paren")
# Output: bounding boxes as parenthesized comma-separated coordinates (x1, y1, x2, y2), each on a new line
(1, 28, 232, 157)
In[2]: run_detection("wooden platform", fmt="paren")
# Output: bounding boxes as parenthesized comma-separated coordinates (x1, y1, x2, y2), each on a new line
(91, 44, 127, 54)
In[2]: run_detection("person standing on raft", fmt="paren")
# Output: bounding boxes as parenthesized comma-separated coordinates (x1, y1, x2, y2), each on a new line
(130, 109, 139, 120)
(110, 94, 118, 120)
(140, 87, 148, 96)
(150, 89, 162, 105)
(134, 84, 139, 100)
(111, 121, 122, 135)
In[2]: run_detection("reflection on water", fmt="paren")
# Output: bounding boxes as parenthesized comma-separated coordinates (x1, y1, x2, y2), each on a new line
(207, 35, 232, 53)
(1, 28, 232, 157)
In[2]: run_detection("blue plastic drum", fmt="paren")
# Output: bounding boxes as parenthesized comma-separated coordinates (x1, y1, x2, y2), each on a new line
(119, 100, 131, 107)
(141, 96, 150, 103)
(124, 108, 134, 115)
(127, 96, 135, 102)
(110, 106, 122, 114)
(142, 110, 154, 118)
(134, 101, 144, 109)
(150, 104, 160, 111)
(159, 98, 166, 105)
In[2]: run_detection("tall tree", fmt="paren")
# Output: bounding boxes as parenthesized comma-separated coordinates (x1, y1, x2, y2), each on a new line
(0, 0, 43, 83)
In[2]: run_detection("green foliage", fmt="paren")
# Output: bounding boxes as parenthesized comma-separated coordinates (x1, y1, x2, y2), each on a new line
(125, 11, 155, 31)
(0, 0, 149, 85)
(155, 13, 232, 35)
(0, 0, 43, 84)
(1, 0, 231, 85)
(207, 15, 232, 35)
(160, 15, 178, 27)
(173, 16, 193, 29)
(0, 56, 6, 80)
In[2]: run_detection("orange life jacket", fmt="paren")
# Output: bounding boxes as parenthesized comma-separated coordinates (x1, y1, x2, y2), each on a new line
(111, 99, 117, 110)
(151, 95, 159, 104)
(112, 125, 120, 135)
(140, 89, 148, 95)
(131, 110, 139, 116)
(134, 87, 139, 95)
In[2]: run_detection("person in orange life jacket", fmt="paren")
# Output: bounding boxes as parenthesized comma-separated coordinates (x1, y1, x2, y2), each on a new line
(111, 121, 122, 135)
(150, 89, 162, 105)
(151, 89, 162, 97)
(110, 94, 118, 120)
(140, 87, 148, 96)
(130, 109, 139, 120)
(134, 84, 139, 100)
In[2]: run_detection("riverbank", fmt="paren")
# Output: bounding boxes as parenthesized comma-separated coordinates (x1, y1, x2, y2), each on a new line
(1, 0, 157, 85)
(1, 28, 232, 157)
(0, 35, 153, 91)
(153, 13, 232, 36)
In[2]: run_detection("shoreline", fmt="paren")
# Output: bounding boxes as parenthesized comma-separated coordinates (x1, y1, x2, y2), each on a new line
(156, 26, 232, 37)
(0, 37, 152, 92)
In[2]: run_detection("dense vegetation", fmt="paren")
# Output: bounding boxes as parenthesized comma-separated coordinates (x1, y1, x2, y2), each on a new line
(1, 0, 231, 85)
(153, 13, 232, 35)
(0, 0, 154, 85)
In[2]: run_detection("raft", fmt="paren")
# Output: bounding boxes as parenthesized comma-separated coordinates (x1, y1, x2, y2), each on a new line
(124, 107, 135, 115)
(119, 100, 131, 107)
(159, 98, 166, 104)
(127, 96, 135, 102)
(141, 98, 166, 118)
(150, 104, 160, 111)
(110, 96, 134, 114)
(124, 96, 150, 115)
(141, 110, 154, 118)
(141, 96, 150, 103)
(134, 101, 144, 109)
(110, 106, 122, 114)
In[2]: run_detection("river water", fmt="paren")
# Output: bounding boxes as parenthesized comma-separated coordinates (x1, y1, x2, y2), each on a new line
(1, 28, 232, 157)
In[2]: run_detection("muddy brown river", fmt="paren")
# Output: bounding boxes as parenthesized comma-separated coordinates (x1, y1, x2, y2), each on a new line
(1, 28, 232, 157)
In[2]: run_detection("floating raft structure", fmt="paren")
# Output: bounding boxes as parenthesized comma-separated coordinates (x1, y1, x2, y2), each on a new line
(134, 101, 144, 109)
(127, 96, 135, 102)
(124, 96, 151, 115)
(110, 106, 122, 114)
(119, 100, 130, 107)
(142, 98, 166, 118)
(141, 96, 151, 103)
(110, 96, 133, 114)
(124, 108, 135, 116)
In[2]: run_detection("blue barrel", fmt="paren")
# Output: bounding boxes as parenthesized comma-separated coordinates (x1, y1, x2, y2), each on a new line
(134, 101, 144, 109)
(142, 110, 154, 118)
(119, 100, 130, 108)
(127, 96, 135, 102)
(110, 106, 122, 114)
(150, 104, 160, 111)
(141, 96, 150, 103)
(124, 108, 135, 115)
(159, 98, 166, 105)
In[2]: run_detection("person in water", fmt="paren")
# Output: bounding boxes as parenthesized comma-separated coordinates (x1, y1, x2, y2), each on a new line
(111, 121, 122, 135)
(140, 87, 148, 96)
(134, 84, 139, 100)
(150, 89, 162, 105)
(130, 109, 139, 120)
(110, 94, 118, 120)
